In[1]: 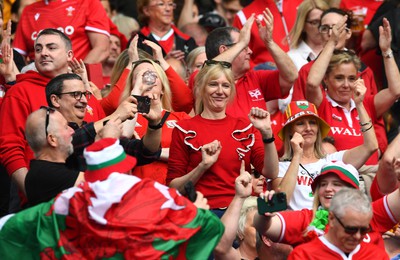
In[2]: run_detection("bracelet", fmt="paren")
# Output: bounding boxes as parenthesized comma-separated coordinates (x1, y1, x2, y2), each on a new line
(263, 135, 275, 144)
(383, 50, 393, 59)
(359, 120, 372, 127)
(148, 111, 170, 130)
(361, 124, 373, 132)
(148, 122, 163, 130)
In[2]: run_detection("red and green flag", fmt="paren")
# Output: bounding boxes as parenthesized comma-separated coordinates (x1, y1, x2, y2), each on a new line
(0, 173, 224, 259)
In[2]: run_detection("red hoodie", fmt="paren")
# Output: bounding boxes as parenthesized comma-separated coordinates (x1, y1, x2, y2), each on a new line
(0, 71, 105, 176)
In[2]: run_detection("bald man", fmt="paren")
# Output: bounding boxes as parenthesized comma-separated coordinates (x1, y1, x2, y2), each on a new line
(24, 107, 84, 207)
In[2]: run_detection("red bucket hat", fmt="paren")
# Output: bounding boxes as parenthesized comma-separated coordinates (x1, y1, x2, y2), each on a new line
(311, 161, 359, 192)
(84, 138, 137, 182)
(278, 101, 331, 140)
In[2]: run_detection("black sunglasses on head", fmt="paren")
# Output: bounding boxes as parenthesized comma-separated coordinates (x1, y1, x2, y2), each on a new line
(40, 106, 56, 137)
(132, 59, 161, 71)
(334, 213, 371, 235)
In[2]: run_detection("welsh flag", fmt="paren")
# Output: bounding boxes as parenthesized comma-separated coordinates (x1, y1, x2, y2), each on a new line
(0, 173, 224, 259)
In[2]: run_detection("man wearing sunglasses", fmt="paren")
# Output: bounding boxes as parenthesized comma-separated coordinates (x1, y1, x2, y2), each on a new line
(289, 188, 389, 259)
(0, 29, 106, 203)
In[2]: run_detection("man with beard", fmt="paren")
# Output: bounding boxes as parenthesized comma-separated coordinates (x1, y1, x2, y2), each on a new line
(24, 107, 84, 207)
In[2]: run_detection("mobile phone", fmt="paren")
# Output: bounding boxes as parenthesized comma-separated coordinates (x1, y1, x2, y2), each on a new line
(102, 119, 109, 126)
(184, 181, 197, 202)
(257, 192, 287, 214)
(132, 95, 151, 114)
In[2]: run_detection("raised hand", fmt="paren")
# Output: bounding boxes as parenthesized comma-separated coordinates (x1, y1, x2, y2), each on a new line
(248, 107, 272, 137)
(128, 34, 139, 65)
(352, 78, 366, 105)
(201, 140, 222, 168)
(239, 13, 255, 47)
(113, 96, 138, 121)
(68, 58, 89, 86)
(142, 93, 162, 125)
(331, 15, 348, 46)
(143, 39, 165, 62)
(0, 20, 17, 82)
(235, 160, 253, 198)
(256, 8, 274, 46)
(290, 132, 304, 157)
(259, 190, 277, 217)
(379, 18, 392, 54)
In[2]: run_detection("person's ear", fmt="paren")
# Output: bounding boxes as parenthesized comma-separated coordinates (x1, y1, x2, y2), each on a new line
(47, 133, 58, 147)
(328, 212, 335, 226)
(66, 50, 73, 60)
(50, 94, 61, 108)
(143, 6, 151, 16)
(323, 76, 329, 89)
(345, 28, 352, 40)
(219, 45, 229, 54)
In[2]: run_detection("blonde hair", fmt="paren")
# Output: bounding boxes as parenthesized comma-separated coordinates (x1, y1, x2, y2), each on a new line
(289, 0, 329, 49)
(186, 46, 206, 75)
(326, 50, 361, 76)
(193, 63, 235, 114)
(280, 118, 326, 161)
(237, 196, 258, 241)
(121, 59, 173, 111)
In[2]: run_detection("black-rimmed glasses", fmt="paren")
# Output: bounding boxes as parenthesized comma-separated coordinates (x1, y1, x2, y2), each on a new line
(319, 24, 350, 34)
(40, 106, 56, 137)
(333, 213, 371, 235)
(56, 91, 92, 101)
(202, 60, 232, 69)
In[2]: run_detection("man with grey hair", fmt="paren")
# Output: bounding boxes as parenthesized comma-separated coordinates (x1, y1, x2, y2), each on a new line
(288, 188, 389, 259)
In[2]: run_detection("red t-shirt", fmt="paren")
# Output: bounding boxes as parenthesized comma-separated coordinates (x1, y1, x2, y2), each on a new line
(288, 236, 389, 260)
(318, 95, 379, 165)
(14, 0, 110, 61)
(226, 70, 283, 120)
(167, 115, 266, 208)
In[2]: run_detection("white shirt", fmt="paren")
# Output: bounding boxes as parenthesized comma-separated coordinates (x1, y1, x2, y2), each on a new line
(278, 151, 345, 210)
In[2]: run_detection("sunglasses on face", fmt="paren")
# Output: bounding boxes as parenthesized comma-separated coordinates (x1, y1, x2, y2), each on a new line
(334, 213, 371, 235)
(40, 106, 56, 137)
(57, 91, 92, 101)
(202, 60, 232, 69)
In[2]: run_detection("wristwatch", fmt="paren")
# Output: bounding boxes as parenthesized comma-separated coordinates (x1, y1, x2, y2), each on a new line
(383, 50, 393, 59)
